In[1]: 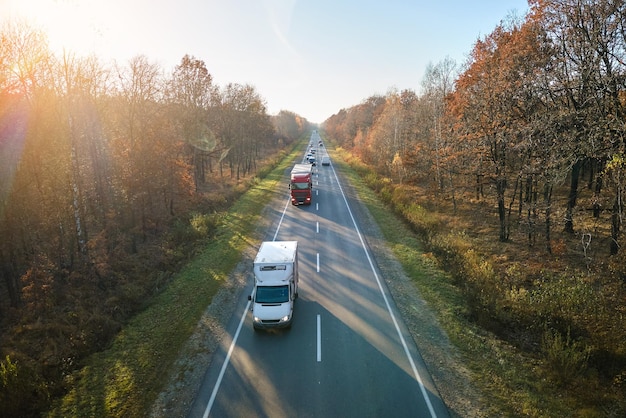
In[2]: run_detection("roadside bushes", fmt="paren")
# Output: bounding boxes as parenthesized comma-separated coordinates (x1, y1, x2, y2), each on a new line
(168, 212, 221, 250)
(0, 355, 48, 418)
(189, 212, 221, 238)
(541, 327, 591, 384)
(403, 203, 440, 242)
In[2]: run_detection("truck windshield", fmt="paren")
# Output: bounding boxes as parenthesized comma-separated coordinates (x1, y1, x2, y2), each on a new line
(255, 285, 289, 303)
(291, 182, 310, 190)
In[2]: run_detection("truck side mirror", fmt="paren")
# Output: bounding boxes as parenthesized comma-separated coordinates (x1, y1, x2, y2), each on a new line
(248, 295, 252, 301)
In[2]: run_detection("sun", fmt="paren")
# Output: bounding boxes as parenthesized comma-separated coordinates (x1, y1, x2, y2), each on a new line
(2, 0, 111, 57)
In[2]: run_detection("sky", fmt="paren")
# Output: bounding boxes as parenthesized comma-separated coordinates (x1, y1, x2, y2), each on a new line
(1, 0, 529, 123)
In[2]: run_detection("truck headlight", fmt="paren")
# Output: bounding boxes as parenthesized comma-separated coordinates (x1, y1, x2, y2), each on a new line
(280, 315, 290, 322)
(253, 316, 261, 323)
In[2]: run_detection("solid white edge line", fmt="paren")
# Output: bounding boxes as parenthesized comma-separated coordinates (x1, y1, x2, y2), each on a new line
(317, 314, 322, 362)
(203, 299, 251, 418)
(329, 164, 439, 418)
(204, 196, 291, 417)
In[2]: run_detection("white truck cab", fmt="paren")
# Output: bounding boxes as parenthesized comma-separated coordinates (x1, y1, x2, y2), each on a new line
(248, 241, 299, 330)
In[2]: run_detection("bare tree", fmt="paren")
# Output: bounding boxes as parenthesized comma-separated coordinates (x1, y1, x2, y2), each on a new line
(113, 55, 164, 242)
(0, 22, 52, 307)
(421, 57, 458, 196)
(167, 55, 219, 191)
(215, 83, 273, 180)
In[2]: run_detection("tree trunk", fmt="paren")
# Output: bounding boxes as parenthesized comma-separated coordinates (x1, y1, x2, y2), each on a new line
(448, 169, 457, 213)
(69, 117, 88, 258)
(593, 162, 604, 218)
(476, 174, 483, 200)
(0, 252, 21, 308)
(564, 159, 582, 233)
(610, 195, 621, 255)
(544, 183, 553, 254)
(497, 177, 508, 241)
(193, 148, 200, 192)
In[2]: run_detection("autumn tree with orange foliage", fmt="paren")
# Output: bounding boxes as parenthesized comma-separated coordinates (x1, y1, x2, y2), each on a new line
(324, 94, 386, 157)
(449, 18, 539, 242)
(272, 110, 312, 145)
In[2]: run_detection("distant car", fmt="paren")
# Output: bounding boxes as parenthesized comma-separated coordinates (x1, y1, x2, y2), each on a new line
(307, 156, 316, 166)
(321, 156, 330, 166)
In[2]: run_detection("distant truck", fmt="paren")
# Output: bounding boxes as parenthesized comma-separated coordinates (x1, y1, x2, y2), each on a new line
(290, 163, 312, 205)
(248, 241, 299, 330)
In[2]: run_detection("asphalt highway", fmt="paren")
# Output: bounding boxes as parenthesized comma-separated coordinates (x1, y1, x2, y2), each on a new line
(187, 132, 450, 418)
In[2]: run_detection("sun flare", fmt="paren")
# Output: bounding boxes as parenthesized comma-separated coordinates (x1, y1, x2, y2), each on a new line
(3, 0, 113, 57)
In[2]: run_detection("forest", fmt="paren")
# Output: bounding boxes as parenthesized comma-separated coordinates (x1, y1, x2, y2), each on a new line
(0, 21, 311, 415)
(324, 0, 626, 414)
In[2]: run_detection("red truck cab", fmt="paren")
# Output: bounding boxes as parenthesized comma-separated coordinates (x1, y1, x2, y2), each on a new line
(290, 163, 312, 205)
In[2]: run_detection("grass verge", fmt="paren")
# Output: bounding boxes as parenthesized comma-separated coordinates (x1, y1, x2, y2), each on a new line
(47, 141, 305, 417)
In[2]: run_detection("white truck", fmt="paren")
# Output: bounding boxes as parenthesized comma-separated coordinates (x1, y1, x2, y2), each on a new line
(248, 241, 299, 330)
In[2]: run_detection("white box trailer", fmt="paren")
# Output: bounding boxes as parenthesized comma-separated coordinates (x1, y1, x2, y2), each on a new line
(248, 241, 299, 330)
